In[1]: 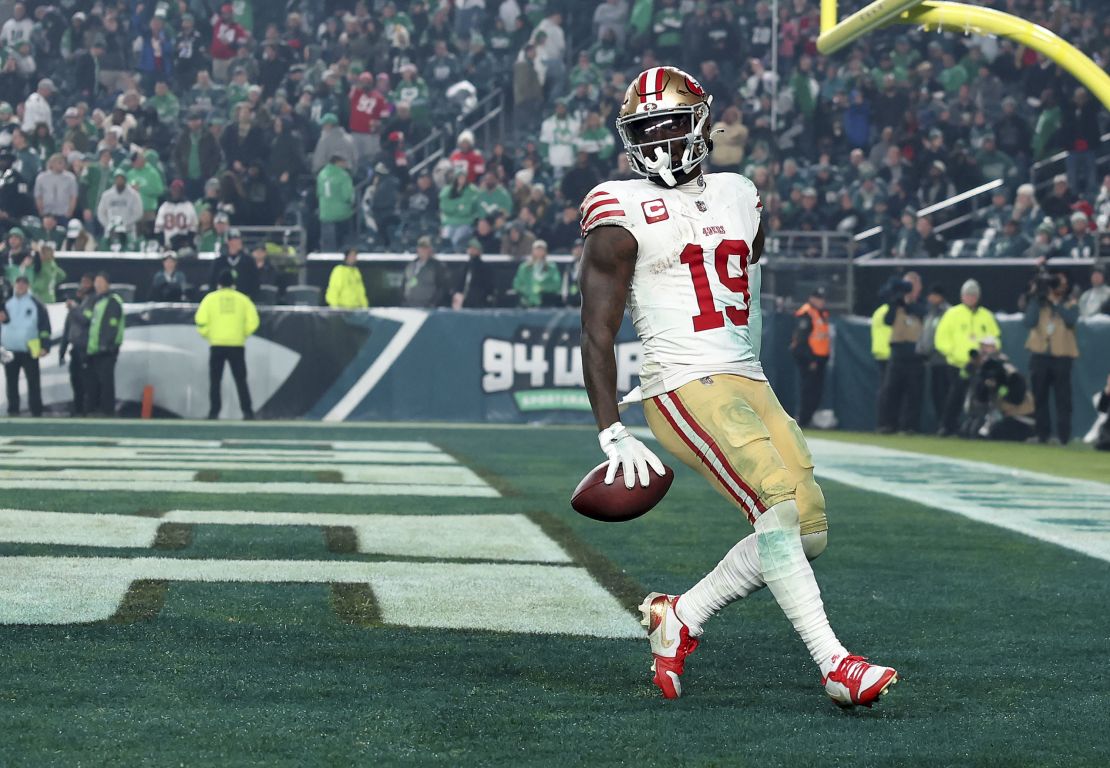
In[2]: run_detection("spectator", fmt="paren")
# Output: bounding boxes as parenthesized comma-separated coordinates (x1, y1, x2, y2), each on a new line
(317, 155, 355, 253)
(1079, 266, 1109, 318)
(195, 269, 259, 420)
(540, 100, 579, 179)
(84, 273, 125, 417)
(1, 274, 50, 416)
(134, 11, 174, 88)
(0, 3, 32, 49)
(155, 180, 199, 250)
(20, 77, 54, 135)
(561, 151, 601, 208)
(96, 170, 144, 245)
(349, 72, 390, 164)
(312, 113, 358, 174)
(210, 229, 259, 301)
(1059, 211, 1096, 259)
(370, 162, 402, 250)
(173, 108, 223, 200)
(987, 219, 1031, 258)
(449, 130, 486, 184)
(1023, 271, 1079, 444)
(512, 239, 561, 308)
(58, 273, 95, 416)
(500, 219, 535, 259)
(149, 252, 187, 302)
(512, 44, 544, 134)
(221, 104, 266, 173)
(211, 3, 249, 82)
(1061, 87, 1101, 200)
(475, 172, 513, 219)
(0, 148, 35, 230)
(438, 171, 479, 251)
(19, 245, 65, 303)
(63, 219, 95, 252)
(709, 106, 748, 171)
(1041, 174, 1077, 220)
(934, 279, 1001, 436)
(326, 248, 369, 309)
(34, 153, 78, 219)
(402, 235, 448, 308)
(1, 226, 33, 280)
(125, 151, 165, 234)
(252, 245, 279, 291)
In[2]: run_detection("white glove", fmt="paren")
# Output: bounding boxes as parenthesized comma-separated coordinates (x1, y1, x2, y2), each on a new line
(598, 421, 666, 489)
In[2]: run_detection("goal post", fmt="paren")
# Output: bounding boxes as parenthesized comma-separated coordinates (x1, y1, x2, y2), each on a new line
(817, 0, 1110, 111)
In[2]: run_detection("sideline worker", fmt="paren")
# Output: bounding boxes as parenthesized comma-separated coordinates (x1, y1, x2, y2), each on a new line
(1, 275, 52, 417)
(880, 272, 924, 433)
(791, 287, 831, 428)
(195, 270, 259, 420)
(934, 279, 1001, 436)
(1023, 270, 1078, 444)
(85, 272, 125, 417)
(325, 248, 369, 308)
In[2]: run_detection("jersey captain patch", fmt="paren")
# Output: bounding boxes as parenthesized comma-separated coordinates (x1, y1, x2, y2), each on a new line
(642, 198, 669, 224)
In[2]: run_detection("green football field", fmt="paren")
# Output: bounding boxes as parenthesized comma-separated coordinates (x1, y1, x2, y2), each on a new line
(0, 420, 1108, 767)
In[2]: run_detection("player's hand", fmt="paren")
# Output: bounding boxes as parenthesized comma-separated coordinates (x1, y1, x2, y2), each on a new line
(598, 421, 666, 489)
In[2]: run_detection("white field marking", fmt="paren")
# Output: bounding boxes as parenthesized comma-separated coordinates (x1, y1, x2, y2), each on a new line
(160, 511, 571, 563)
(0, 556, 643, 638)
(0, 469, 198, 482)
(805, 438, 1110, 564)
(0, 436, 441, 452)
(0, 460, 486, 486)
(0, 479, 499, 497)
(0, 510, 160, 548)
(0, 436, 223, 447)
(2, 448, 455, 465)
(323, 308, 429, 422)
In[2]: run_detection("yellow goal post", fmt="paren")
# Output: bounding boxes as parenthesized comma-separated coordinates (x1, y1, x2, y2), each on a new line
(817, 0, 1110, 112)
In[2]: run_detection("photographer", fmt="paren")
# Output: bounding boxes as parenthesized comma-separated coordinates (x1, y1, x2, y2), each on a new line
(879, 272, 925, 433)
(961, 338, 1035, 442)
(1023, 270, 1079, 444)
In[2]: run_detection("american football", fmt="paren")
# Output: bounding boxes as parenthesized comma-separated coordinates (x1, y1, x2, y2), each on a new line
(571, 461, 675, 522)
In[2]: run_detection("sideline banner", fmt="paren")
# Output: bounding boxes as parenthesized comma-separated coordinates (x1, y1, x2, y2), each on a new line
(2, 306, 1105, 435)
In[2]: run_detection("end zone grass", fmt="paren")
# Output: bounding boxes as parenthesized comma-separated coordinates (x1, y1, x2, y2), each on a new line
(0, 420, 1108, 766)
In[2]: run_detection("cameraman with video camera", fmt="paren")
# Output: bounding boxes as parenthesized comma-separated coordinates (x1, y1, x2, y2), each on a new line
(879, 271, 925, 433)
(1023, 268, 1079, 444)
(961, 338, 1035, 442)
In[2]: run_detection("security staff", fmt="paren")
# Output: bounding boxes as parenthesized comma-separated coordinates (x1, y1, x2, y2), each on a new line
(870, 295, 892, 430)
(325, 248, 369, 308)
(880, 271, 925, 433)
(792, 287, 831, 428)
(934, 279, 1001, 436)
(58, 273, 96, 416)
(85, 272, 125, 417)
(1023, 271, 1079, 443)
(195, 270, 259, 420)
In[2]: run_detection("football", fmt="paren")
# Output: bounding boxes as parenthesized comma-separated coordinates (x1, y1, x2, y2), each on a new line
(570, 461, 675, 522)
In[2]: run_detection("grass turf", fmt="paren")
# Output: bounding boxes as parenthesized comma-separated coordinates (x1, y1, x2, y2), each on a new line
(0, 419, 1108, 767)
(816, 430, 1109, 484)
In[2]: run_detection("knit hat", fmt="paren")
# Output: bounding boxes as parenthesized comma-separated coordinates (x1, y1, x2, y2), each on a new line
(960, 279, 981, 297)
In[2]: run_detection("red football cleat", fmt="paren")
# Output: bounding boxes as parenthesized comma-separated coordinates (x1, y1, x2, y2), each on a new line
(822, 654, 899, 708)
(638, 592, 699, 699)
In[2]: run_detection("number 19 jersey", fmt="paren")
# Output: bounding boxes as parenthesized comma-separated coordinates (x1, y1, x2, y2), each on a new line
(580, 173, 766, 397)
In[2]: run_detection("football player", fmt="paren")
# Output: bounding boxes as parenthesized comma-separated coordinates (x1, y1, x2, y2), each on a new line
(579, 66, 898, 708)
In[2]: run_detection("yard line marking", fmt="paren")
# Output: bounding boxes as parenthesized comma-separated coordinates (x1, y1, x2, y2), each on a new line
(0, 479, 500, 497)
(0, 556, 643, 638)
(161, 511, 571, 563)
(0, 510, 160, 548)
(806, 438, 1110, 564)
(0, 462, 487, 486)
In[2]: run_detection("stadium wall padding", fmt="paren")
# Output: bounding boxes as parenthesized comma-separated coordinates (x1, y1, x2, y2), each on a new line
(7, 305, 1106, 436)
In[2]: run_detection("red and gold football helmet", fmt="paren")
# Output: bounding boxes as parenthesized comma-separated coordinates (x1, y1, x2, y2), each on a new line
(616, 66, 713, 187)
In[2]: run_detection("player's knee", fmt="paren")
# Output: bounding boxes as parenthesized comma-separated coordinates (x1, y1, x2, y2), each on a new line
(796, 474, 827, 535)
(801, 530, 827, 561)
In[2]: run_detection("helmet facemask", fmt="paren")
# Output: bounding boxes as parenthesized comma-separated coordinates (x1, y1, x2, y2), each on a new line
(617, 98, 712, 188)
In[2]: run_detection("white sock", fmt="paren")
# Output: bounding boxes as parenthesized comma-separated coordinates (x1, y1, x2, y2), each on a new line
(754, 500, 847, 675)
(676, 533, 764, 635)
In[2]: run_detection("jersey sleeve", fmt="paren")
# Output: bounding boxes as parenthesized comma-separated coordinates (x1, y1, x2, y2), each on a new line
(579, 183, 635, 237)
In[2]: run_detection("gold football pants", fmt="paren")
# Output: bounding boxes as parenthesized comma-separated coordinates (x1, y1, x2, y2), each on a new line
(644, 374, 828, 536)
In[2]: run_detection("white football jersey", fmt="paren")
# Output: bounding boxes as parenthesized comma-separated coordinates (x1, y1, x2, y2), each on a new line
(154, 201, 199, 245)
(581, 173, 765, 397)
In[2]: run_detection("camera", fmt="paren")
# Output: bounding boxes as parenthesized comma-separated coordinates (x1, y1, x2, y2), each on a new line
(1032, 272, 1061, 298)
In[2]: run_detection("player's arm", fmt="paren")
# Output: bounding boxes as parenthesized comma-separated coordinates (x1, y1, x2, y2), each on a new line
(580, 225, 664, 488)
(580, 225, 636, 431)
(750, 221, 765, 264)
